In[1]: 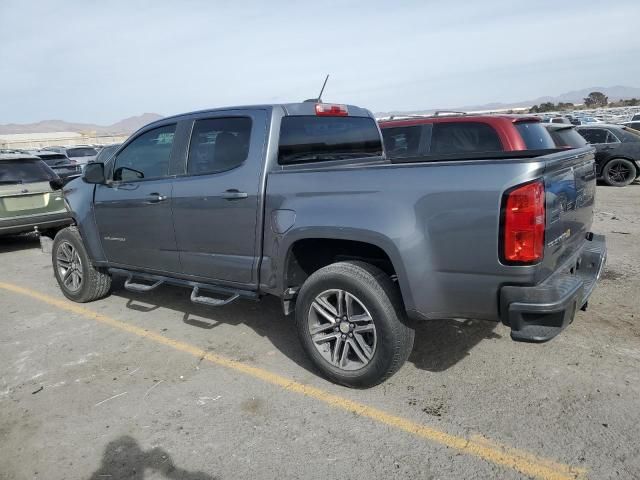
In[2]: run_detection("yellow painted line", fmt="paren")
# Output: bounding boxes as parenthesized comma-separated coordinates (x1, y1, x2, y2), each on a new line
(0, 281, 587, 480)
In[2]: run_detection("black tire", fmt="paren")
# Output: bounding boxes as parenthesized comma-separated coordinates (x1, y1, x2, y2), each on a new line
(52, 226, 112, 302)
(602, 158, 637, 187)
(295, 261, 414, 388)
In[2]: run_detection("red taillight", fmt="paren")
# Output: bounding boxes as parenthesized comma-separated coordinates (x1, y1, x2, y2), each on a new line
(502, 180, 545, 264)
(315, 103, 348, 116)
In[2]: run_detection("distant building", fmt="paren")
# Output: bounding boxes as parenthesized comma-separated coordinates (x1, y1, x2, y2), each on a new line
(0, 131, 128, 149)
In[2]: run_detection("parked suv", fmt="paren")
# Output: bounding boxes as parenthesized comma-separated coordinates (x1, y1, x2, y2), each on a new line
(48, 145, 98, 166)
(576, 124, 640, 186)
(52, 103, 605, 387)
(379, 114, 556, 160)
(0, 153, 70, 236)
(25, 150, 82, 183)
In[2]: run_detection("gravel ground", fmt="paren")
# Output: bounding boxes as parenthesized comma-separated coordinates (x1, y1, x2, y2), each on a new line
(0, 184, 639, 480)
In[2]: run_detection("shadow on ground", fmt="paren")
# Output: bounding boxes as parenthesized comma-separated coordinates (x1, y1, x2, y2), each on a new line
(0, 234, 41, 254)
(111, 280, 499, 375)
(89, 435, 216, 480)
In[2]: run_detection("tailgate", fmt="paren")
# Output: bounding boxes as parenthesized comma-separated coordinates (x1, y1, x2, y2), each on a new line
(0, 182, 64, 219)
(539, 147, 597, 279)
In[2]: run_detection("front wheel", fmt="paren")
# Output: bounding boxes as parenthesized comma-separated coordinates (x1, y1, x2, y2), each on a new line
(295, 261, 414, 388)
(602, 158, 637, 187)
(52, 226, 112, 302)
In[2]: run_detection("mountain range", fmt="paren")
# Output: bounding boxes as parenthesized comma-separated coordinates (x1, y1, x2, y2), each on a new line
(375, 85, 640, 117)
(3, 85, 640, 133)
(0, 113, 163, 135)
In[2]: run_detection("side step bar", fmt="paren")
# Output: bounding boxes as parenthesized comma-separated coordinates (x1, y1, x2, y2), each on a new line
(109, 268, 257, 307)
(124, 275, 163, 293)
(190, 286, 239, 307)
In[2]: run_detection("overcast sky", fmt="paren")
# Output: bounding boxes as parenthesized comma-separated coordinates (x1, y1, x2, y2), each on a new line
(1, 0, 639, 124)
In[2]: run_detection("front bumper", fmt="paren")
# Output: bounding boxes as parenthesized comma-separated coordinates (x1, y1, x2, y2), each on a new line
(500, 234, 606, 342)
(0, 211, 72, 236)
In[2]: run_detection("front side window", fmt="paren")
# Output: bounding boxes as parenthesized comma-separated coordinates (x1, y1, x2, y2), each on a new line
(113, 124, 176, 181)
(381, 125, 424, 158)
(431, 122, 503, 154)
(278, 116, 382, 164)
(187, 117, 252, 175)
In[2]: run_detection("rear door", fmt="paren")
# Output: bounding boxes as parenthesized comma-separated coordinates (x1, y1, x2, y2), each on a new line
(94, 123, 180, 273)
(171, 109, 268, 286)
(577, 127, 619, 175)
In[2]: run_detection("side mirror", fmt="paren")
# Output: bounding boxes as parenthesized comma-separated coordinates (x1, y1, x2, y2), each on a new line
(83, 162, 106, 184)
(49, 177, 64, 191)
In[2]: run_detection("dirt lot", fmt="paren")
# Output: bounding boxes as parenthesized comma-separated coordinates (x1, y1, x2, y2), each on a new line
(1, 185, 639, 480)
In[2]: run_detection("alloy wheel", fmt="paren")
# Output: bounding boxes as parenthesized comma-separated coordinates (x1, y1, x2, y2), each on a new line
(56, 241, 83, 292)
(307, 289, 377, 371)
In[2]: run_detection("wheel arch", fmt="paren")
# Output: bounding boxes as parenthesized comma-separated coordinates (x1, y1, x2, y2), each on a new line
(278, 229, 414, 313)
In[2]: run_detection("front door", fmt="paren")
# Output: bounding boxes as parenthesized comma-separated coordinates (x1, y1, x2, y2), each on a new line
(171, 111, 267, 286)
(94, 123, 180, 273)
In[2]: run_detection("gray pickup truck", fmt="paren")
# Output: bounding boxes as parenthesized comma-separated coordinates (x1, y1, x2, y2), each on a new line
(52, 102, 606, 387)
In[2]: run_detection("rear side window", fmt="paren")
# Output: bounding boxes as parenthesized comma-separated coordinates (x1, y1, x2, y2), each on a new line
(431, 122, 502, 154)
(114, 124, 176, 181)
(278, 116, 382, 165)
(381, 125, 425, 158)
(578, 128, 618, 144)
(515, 122, 556, 149)
(0, 160, 57, 184)
(187, 117, 252, 175)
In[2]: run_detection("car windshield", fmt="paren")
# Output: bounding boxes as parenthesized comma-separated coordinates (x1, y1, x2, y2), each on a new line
(0, 160, 56, 184)
(515, 122, 556, 149)
(66, 147, 97, 157)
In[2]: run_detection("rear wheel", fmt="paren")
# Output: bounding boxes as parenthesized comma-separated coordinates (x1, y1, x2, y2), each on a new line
(295, 261, 414, 388)
(602, 158, 636, 187)
(52, 226, 112, 302)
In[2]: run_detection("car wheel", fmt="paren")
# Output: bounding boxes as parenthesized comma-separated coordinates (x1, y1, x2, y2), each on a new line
(602, 158, 637, 187)
(52, 226, 112, 302)
(295, 261, 414, 388)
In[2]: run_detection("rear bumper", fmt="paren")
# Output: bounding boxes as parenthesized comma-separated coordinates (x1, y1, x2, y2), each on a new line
(500, 233, 606, 342)
(0, 212, 72, 235)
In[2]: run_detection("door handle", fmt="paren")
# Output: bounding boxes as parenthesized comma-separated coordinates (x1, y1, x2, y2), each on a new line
(146, 192, 168, 203)
(221, 189, 248, 200)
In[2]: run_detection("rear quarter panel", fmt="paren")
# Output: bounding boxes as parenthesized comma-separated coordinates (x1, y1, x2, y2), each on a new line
(262, 158, 552, 321)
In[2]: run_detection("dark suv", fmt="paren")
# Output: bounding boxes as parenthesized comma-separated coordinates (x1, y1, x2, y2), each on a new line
(576, 124, 640, 186)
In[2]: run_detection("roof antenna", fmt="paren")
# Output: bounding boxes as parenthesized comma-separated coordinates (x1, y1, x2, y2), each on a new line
(304, 74, 330, 103)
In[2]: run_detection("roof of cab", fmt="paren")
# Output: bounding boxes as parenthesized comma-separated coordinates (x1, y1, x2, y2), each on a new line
(143, 102, 375, 130)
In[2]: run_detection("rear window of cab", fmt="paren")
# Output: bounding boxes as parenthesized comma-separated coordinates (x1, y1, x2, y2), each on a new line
(278, 116, 383, 165)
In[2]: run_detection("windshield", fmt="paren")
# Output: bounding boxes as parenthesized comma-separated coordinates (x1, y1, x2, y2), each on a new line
(0, 160, 57, 184)
(66, 147, 97, 158)
(515, 122, 556, 149)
